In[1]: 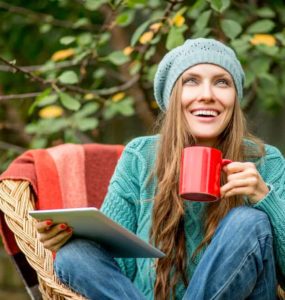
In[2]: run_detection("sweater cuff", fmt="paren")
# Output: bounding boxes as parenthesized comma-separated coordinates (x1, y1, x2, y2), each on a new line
(253, 185, 285, 220)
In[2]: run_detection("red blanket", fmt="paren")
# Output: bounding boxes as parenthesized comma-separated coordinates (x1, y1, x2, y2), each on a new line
(0, 143, 124, 297)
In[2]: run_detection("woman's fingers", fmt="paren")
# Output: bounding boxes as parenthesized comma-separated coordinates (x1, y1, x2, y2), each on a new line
(35, 219, 73, 251)
(35, 220, 53, 233)
(221, 178, 258, 198)
(41, 228, 73, 252)
(221, 162, 269, 203)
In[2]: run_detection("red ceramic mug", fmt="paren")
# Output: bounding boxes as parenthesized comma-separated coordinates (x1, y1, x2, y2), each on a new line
(179, 146, 232, 202)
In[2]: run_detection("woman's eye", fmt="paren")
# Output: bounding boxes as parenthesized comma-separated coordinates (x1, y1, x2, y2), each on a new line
(216, 79, 230, 86)
(183, 77, 198, 85)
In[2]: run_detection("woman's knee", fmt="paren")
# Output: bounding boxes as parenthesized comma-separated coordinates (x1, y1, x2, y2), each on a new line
(216, 206, 272, 239)
(54, 238, 103, 278)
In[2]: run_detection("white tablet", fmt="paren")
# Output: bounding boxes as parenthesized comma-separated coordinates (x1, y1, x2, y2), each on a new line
(29, 207, 165, 258)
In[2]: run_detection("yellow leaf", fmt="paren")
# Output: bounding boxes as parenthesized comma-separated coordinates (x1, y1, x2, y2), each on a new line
(173, 15, 185, 27)
(51, 48, 75, 62)
(139, 31, 154, 45)
(112, 92, 125, 102)
(84, 93, 95, 100)
(150, 22, 163, 32)
(39, 105, 64, 119)
(123, 46, 134, 56)
(250, 34, 276, 47)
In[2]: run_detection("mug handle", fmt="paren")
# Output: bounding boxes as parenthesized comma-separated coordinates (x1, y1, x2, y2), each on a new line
(222, 159, 232, 167)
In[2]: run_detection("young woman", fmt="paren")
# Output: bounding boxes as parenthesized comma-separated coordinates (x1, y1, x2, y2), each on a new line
(36, 38, 285, 299)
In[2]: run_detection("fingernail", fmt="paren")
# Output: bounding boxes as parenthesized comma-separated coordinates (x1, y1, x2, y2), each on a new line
(46, 220, 53, 226)
(66, 227, 73, 233)
(60, 224, 67, 230)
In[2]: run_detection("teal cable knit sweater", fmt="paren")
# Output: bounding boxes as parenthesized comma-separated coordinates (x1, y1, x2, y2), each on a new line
(100, 135, 285, 299)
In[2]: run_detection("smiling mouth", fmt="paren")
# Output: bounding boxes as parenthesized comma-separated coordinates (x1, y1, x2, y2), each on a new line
(191, 110, 220, 117)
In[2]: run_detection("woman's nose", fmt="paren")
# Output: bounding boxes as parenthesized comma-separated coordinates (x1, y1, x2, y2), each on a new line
(199, 83, 214, 101)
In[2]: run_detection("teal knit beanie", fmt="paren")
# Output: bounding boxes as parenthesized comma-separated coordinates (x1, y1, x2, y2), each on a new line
(154, 38, 245, 111)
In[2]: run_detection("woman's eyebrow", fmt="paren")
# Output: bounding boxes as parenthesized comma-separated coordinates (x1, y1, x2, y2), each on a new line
(212, 73, 232, 79)
(182, 72, 201, 78)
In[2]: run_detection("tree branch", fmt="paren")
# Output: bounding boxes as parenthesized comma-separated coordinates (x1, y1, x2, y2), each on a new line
(0, 61, 83, 73)
(0, 1, 98, 31)
(0, 59, 139, 103)
(0, 141, 26, 154)
(0, 92, 40, 101)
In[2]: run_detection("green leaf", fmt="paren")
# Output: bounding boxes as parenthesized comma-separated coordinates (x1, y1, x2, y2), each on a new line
(115, 11, 135, 27)
(72, 50, 90, 64)
(145, 46, 156, 60)
(130, 61, 141, 75)
(115, 98, 135, 116)
(192, 28, 211, 39)
(28, 88, 53, 115)
(98, 32, 111, 45)
(73, 18, 90, 28)
(256, 7, 275, 18)
(166, 26, 185, 50)
(107, 51, 129, 65)
(220, 19, 242, 40)
(250, 57, 271, 76)
(126, 0, 147, 8)
(77, 118, 99, 131)
(93, 68, 106, 79)
(230, 36, 251, 55)
(25, 123, 40, 134)
(59, 92, 81, 111)
(60, 36, 75, 45)
(74, 102, 99, 118)
(208, 0, 230, 13)
(30, 138, 48, 149)
(247, 20, 275, 34)
(77, 33, 93, 46)
(244, 69, 255, 88)
(194, 10, 211, 32)
(118, 105, 134, 116)
(146, 64, 158, 82)
(103, 102, 116, 120)
(58, 71, 79, 84)
(275, 33, 285, 46)
(40, 24, 51, 34)
(37, 94, 58, 107)
(187, 0, 208, 19)
(130, 20, 151, 46)
(256, 45, 279, 56)
(84, 0, 108, 11)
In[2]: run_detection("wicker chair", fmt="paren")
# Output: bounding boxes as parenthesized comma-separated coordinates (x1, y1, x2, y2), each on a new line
(0, 179, 86, 299)
(1, 180, 285, 299)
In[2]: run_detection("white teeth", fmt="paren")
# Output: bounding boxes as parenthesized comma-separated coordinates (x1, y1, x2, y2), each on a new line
(192, 110, 218, 117)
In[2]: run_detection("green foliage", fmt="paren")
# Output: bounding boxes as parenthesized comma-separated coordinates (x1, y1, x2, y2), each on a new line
(1, 0, 285, 170)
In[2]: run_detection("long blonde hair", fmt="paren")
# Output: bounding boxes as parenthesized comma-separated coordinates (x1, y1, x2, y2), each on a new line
(150, 77, 264, 299)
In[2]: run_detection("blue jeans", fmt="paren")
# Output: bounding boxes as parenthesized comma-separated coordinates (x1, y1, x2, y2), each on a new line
(54, 206, 277, 299)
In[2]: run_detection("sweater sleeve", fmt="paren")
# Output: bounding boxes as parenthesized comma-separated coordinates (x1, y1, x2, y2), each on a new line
(254, 145, 285, 285)
(100, 138, 142, 281)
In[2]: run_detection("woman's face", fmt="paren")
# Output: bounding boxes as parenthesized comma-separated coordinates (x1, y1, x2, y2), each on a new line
(181, 64, 236, 146)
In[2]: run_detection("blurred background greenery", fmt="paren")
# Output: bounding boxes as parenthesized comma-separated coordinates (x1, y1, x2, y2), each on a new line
(0, 0, 285, 298)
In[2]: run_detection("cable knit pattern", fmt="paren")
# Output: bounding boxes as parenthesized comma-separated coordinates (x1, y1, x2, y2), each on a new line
(100, 135, 285, 299)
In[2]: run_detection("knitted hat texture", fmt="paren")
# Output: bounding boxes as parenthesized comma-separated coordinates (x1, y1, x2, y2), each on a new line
(154, 38, 245, 111)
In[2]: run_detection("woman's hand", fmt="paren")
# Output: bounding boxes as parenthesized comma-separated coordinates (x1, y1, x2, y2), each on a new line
(35, 220, 73, 252)
(221, 162, 269, 204)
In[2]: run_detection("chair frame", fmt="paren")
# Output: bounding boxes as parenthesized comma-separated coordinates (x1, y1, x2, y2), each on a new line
(0, 179, 86, 300)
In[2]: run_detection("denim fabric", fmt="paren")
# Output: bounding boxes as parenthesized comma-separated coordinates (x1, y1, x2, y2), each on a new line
(54, 206, 277, 300)
(54, 239, 146, 299)
(183, 206, 277, 300)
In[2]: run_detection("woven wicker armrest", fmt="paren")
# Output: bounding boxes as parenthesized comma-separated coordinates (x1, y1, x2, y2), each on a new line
(0, 179, 86, 300)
